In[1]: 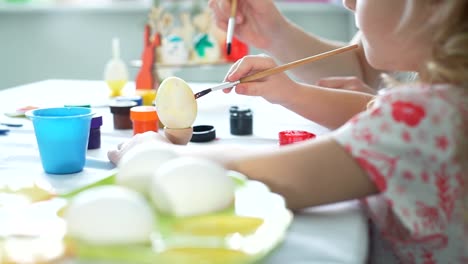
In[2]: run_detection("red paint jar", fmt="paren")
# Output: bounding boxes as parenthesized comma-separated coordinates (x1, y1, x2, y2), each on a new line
(130, 106, 159, 135)
(279, 130, 316, 146)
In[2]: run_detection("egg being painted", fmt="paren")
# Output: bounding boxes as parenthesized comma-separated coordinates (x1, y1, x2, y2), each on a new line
(150, 157, 235, 217)
(64, 186, 155, 245)
(155, 77, 197, 129)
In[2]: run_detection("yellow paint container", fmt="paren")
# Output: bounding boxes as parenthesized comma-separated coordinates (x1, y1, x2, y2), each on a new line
(135, 89, 157, 106)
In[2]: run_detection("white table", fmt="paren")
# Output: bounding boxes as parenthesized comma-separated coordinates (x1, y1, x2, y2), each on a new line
(0, 80, 368, 263)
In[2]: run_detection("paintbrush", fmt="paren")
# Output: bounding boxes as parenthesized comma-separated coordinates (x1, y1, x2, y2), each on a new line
(194, 44, 359, 99)
(226, 0, 238, 55)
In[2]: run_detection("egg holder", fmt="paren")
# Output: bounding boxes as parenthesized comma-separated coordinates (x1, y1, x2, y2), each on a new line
(162, 125, 216, 144)
(0, 170, 292, 264)
(164, 126, 193, 145)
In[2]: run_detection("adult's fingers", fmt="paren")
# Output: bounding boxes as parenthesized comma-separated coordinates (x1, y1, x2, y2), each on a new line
(208, 0, 230, 24)
(209, 0, 245, 32)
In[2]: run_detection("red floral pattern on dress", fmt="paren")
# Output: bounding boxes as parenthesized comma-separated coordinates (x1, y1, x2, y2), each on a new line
(333, 84, 467, 263)
(416, 201, 443, 230)
(356, 157, 387, 191)
(380, 122, 392, 133)
(435, 136, 449, 151)
(403, 170, 415, 181)
(421, 171, 430, 183)
(391, 101, 426, 127)
(431, 115, 442, 126)
(435, 164, 455, 220)
(352, 127, 377, 144)
(371, 107, 383, 117)
(402, 130, 412, 142)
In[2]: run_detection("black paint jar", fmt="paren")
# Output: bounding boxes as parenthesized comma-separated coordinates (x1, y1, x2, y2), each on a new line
(230, 106, 253, 135)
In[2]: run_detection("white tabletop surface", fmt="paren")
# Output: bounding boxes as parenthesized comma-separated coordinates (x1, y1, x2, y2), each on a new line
(0, 79, 368, 263)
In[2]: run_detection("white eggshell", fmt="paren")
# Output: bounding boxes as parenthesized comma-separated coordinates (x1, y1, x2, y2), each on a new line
(64, 186, 154, 245)
(150, 157, 235, 217)
(116, 144, 178, 195)
(155, 77, 197, 129)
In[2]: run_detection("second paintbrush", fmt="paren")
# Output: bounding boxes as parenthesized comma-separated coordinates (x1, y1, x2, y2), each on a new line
(226, 0, 238, 55)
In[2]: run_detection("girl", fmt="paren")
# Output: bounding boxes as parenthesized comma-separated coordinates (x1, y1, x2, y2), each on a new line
(109, 0, 468, 262)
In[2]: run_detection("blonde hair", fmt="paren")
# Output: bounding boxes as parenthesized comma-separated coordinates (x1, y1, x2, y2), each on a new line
(381, 0, 468, 223)
(415, 0, 468, 227)
(422, 1, 468, 86)
(384, 0, 468, 160)
(422, 0, 468, 161)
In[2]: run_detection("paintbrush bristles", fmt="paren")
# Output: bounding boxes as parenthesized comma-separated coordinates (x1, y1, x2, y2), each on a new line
(226, 0, 238, 56)
(194, 89, 212, 99)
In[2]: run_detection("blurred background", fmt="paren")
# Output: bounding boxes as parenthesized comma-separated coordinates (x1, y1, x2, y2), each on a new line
(0, 0, 357, 90)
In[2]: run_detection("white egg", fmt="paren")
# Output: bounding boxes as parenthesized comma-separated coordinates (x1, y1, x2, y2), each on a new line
(155, 77, 197, 129)
(64, 186, 155, 245)
(116, 144, 178, 195)
(150, 157, 235, 217)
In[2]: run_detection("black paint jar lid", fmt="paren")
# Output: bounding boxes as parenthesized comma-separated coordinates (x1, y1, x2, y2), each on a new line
(109, 100, 137, 115)
(190, 125, 216, 142)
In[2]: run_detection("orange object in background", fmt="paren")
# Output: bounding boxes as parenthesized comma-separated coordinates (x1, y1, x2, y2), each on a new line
(223, 37, 249, 62)
(130, 106, 159, 135)
(135, 24, 161, 91)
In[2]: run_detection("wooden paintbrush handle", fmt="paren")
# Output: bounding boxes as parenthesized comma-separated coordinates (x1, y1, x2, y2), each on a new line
(239, 44, 359, 83)
(230, 0, 238, 18)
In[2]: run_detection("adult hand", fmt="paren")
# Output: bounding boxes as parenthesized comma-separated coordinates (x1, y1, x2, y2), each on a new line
(316, 76, 377, 95)
(107, 131, 171, 165)
(223, 54, 300, 105)
(208, 0, 285, 50)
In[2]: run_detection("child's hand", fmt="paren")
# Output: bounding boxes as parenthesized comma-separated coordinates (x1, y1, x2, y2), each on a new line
(107, 131, 171, 165)
(316, 76, 377, 95)
(208, 0, 285, 51)
(223, 54, 299, 105)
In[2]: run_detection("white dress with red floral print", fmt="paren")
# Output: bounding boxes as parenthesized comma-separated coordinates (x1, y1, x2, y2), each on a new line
(333, 84, 468, 263)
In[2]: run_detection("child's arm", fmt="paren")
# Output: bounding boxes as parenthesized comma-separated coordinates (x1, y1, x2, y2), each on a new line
(281, 83, 374, 130)
(220, 135, 378, 211)
(226, 55, 375, 130)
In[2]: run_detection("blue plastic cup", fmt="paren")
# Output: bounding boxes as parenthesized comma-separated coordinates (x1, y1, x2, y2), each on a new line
(26, 107, 94, 174)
